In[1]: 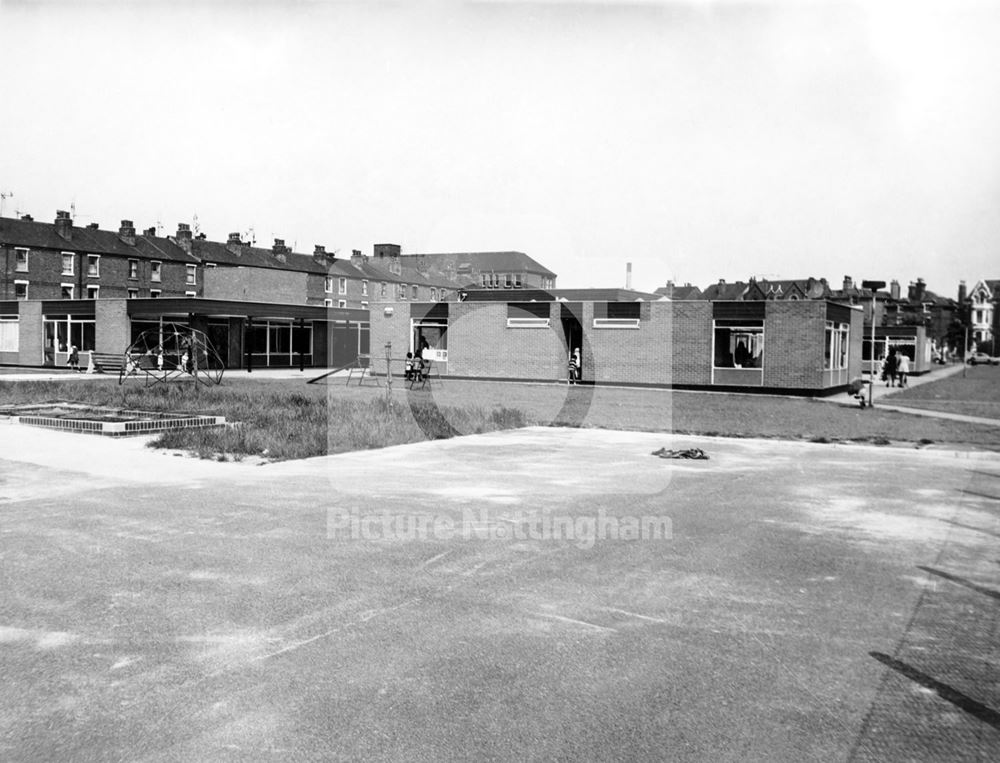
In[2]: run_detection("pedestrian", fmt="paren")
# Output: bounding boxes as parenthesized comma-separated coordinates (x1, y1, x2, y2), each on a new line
(897, 352, 910, 388)
(404, 352, 415, 381)
(67, 344, 80, 372)
(884, 348, 898, 387)
(568, 347, 581, 383)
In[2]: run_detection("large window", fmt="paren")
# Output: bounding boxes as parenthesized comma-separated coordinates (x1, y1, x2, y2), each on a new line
(61, 252, 74, 276)
(248, 319, 312, 366)
(186, 265, 197, 285)
(151, 261, 162, 282)
(87, 255, 100, 277)
(713, 320, 764, 369)
(412, 319, 448, 358)
(824, 322, 850, 370)
(61, 284, 74, 300)
(14, 280, 28, 300)
(44, 314, 96, 352)
(325, 276, 334, 293)
(0, 316, 18, 352)
(362, 280, 368, 296)
(86, 285, 99, 300)
(128, 259, 139, 279)
(339, 277, 347, 295)
(15, 248, 28, 272)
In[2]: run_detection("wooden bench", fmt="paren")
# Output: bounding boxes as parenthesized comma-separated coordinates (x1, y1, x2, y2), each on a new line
(89, 352, 126, 375)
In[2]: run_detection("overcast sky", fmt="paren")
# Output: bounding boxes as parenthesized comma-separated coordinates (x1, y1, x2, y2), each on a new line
(1, 0, 998, 296)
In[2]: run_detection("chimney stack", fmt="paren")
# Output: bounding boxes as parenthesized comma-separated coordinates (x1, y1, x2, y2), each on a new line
(664, 280, 675, 299)
(175, 222, 193, 253)
(87, 223, 100, 230)
(843, 275, 853, 291)
(143, 227, 156, 237)
(54, 210, 73, 240)
(350, 249, 364, 265)
(958, 280, 967, 303)
(118, 219, 136, 245)
(272, 238, 290, 255)
(314, 244, 326, 256)
(20, 214, 33, 222)
(890, 279, 900, 301)
(626, 262, 632, 290)
(227, 232, 242, 245)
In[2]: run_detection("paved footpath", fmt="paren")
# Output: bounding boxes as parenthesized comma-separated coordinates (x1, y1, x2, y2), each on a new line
(1, 424, 998, 761)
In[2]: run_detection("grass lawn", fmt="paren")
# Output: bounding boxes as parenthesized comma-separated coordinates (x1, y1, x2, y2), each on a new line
(3, 374, 999, 460)
(883, 364, 1000, 420)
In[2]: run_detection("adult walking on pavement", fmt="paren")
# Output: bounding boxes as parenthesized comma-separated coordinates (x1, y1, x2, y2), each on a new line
(884, 347, 898, 387)
(897, 352, 910, 388)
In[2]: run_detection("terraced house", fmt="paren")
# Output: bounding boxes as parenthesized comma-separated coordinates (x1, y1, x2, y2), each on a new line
(0, 212, 557, 371)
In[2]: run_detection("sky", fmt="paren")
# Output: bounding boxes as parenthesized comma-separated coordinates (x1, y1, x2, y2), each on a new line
(1, 0, 998, 297)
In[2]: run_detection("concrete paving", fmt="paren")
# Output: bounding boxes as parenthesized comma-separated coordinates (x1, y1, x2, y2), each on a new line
(1, 424, 999, 761)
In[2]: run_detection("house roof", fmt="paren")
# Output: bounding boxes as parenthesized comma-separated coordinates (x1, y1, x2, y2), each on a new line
(401, 251, 557, 278)
(191, 239, 328, 274)
(654, 284, 703, 300)
(700, 281, 749, 300)
(0, 215, 197, 263)
(459, 287, 662, 302)
(340, 256, 456, 288)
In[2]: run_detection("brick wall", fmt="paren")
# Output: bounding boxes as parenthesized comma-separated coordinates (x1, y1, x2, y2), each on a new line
(17, 300, 43, 365)
(203, 267, 307, 304)
(583, 302, 669, 384)
(447, 302, 565, 379)
(95, 299, 130, 354)
(669, 301, 713, 385)
(369, 302, 413, 375)
(762, 301, 825, 388)
(1, 246, 195, 300)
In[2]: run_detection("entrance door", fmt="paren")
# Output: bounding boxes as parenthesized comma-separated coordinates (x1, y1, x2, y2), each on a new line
(560, 303, 583, 381)
(206, 323, 229, 367)
(43, 322, 56, 366)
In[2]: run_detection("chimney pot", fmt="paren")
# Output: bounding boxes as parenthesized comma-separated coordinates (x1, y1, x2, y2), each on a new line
(87, 222, 99, 229)
(314, 244, 326, 255)
(144, 227, 156, 236)
(227, 232, 242, 245)
(20, 214, 33, 221)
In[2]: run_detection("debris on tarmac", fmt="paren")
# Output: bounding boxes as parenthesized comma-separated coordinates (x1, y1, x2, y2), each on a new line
(651, 447, 709, 460)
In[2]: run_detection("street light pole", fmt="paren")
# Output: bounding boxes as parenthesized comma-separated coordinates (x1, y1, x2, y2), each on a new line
(862, 280, 886, 409)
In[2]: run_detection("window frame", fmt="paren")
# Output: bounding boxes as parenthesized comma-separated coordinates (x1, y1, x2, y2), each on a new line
(186, 264, 197, 285)
(338, 277, 347, 295)
(61, 252, 74, 276)
(14, 279, 29, 300)
(61, 283, 75, 300)
(86, 285, 100, 300)
(128, 259, 139, 279)
(14, 248, 29, 272)
(87, 254, 100, 278)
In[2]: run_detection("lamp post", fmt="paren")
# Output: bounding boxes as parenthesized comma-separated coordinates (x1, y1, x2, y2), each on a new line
(862, 280, 886, 408)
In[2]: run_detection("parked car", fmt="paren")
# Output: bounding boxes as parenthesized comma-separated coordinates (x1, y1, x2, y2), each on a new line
(966, 351, 1000, 365)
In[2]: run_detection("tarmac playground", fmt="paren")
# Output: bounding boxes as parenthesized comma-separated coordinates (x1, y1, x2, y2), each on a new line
(1, 421, 998, 761)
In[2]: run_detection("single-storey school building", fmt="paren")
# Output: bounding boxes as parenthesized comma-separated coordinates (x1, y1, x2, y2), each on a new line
(0, 297, 370, 371)
(370, 297, 864, 395)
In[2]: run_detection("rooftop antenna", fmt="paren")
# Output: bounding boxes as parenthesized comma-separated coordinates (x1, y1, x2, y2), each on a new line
(0, 191, 13, 217)
(244, 226, 256, 245)
(192, 213, 200, 236)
